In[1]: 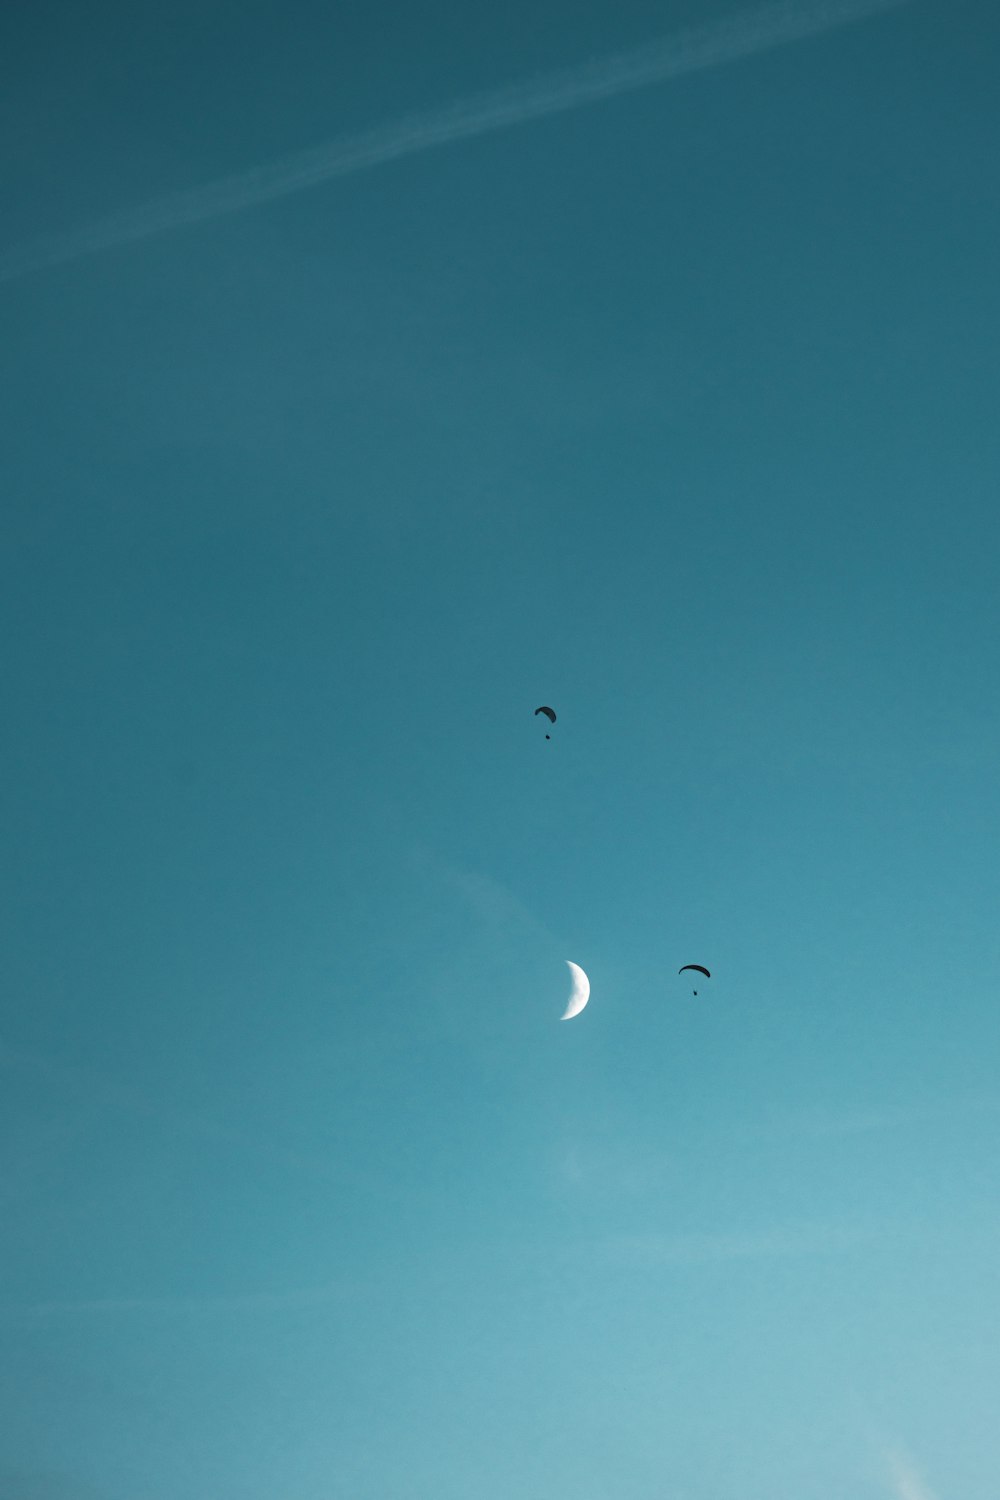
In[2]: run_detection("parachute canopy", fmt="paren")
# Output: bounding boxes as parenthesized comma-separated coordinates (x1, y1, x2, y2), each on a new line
(678, 963, 710, 996)
(534, 706, 556, 724)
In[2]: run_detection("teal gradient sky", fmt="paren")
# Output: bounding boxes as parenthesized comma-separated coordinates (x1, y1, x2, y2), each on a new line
(2, 2, 998, 1496)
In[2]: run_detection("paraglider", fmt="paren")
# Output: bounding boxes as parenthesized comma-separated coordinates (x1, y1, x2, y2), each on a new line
(678, 964, 711, 996)
(534, 705, 556, 739)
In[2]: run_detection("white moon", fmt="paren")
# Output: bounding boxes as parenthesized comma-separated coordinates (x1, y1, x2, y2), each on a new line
(560, 960, 591, 1021)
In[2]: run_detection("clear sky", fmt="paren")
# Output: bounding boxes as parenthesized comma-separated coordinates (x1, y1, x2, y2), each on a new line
(1, 1, 998, 1496)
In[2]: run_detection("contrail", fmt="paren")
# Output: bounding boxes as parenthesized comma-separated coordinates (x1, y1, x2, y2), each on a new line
(1, 0, 906, 283)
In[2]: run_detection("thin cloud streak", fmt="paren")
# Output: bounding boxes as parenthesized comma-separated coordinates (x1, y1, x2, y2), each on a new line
(1, 1283, 353, 1321)
(603, 1220, 873, 1266)
(0, 1034, 377, 1195)
(2, 0, 907, 282)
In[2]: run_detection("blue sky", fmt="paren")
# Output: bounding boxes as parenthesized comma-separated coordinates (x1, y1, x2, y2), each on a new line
(1, 1, 998, 1496)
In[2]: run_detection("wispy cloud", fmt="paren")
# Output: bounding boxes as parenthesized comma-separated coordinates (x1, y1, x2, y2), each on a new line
(602, 1219, 872, 1266)
(743, 1095, 1000, 1144)
(0, 1472, 110, 1500)
(0, 1034, 373, 1193)
(419, 852, 556, 947)
(886, 1445, 940, 1500)
(1, 0, 908, 283)
(2, 1282, 353, 1321)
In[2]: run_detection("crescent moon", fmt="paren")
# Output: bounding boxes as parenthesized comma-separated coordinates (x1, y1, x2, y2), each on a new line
(560, 960, 590, 1021)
